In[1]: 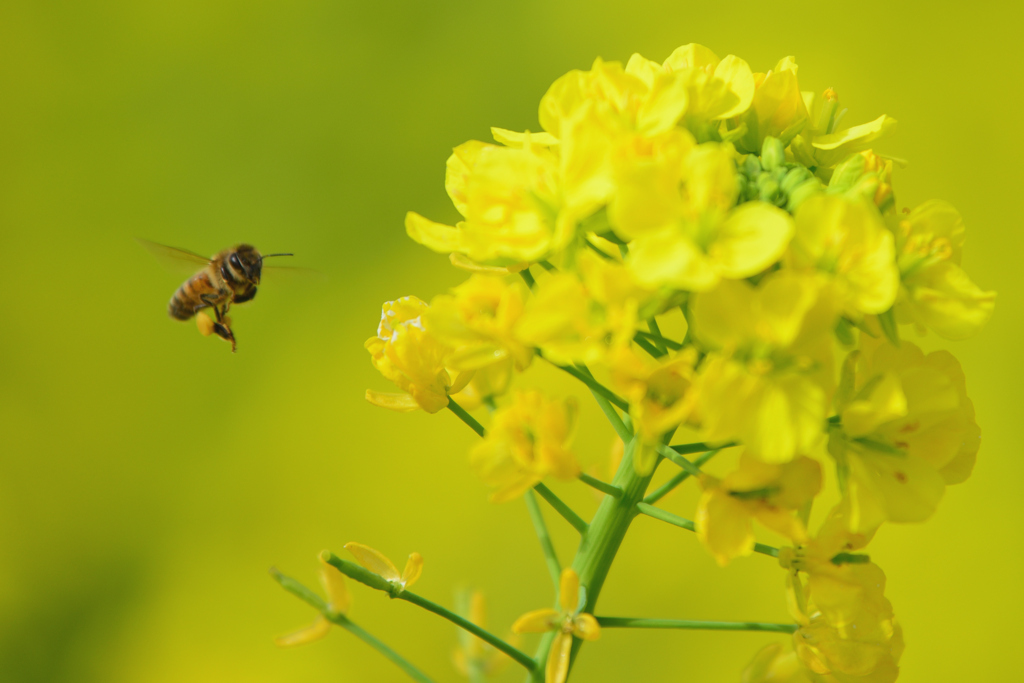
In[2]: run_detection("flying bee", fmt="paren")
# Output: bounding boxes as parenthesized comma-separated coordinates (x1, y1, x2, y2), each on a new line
(138, 239, 294, 352)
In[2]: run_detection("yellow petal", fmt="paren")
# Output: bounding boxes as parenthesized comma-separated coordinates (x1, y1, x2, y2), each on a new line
(713, 201, 794, 279)
(364, 389, 422, 412)
(559, 568, 580, 613)
(405, 212, 463, 253)
(318, 558, 351, 615)
(696, 489, 754, 566)
(449, 252, 527, 274)
(903, 261, 996, 340)
(812, 115, 897, 167)
(491, 127, 560, 147)
(573, 613, 601, 641)
(344, 542, 402, 583)
(512, 608, 560, 634)
(274, 615, 332, 647)
(710, 55, 755, 120)
(401, 552, 424, 589)
(842, 372, 907, 437)
(546, 631, 573, 683)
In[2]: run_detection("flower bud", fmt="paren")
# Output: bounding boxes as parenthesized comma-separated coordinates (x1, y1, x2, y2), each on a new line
(760, 136, 785, 171)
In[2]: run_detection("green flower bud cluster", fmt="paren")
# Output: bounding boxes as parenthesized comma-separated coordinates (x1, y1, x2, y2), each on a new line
(736, 136, 823, 213)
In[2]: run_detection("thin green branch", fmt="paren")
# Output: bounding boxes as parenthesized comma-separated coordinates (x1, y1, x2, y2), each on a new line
(398, 591, 536, 671)
(320, 553, 536, 672)
(672, 440, 738, 455)
(588, 389, 632, 442)
(519, 267, 537, 289)
(534, 483, 589, 535)
(525, 490, 562, 587)
(656, 444, 703, 477)
(633, 334, 665, 358)
(595, 617, 797, 634)
(578, 472, 622, 498)
(538, 351, 630, 411)
(643, 448, 721, 505)
(634, 504, 779, 558)
(447, 398, 485, 437)
(646, 318, 668, 354)
(537, 260, 558, 272)
(634, 330, 683, 351)
(336, 618, 439, 682)
(270, 568, 437, 683)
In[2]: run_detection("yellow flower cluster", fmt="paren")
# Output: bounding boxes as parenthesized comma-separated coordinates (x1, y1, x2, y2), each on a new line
(362, 42, 994, 683)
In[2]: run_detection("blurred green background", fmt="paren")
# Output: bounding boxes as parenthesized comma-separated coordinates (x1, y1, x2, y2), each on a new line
(1, 1, 1020, 681)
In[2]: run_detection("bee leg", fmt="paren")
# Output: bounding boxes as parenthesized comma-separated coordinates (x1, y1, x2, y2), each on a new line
(232, 285, 257, 304)
(212, 320, 237, 353)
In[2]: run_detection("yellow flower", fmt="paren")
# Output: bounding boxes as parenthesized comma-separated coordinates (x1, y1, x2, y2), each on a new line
(514, 271, 603, 365)
(790, 88, 897, 174)
(607, 345, 698, 473)
(830, 337, 980, 532)
(512, 568, 600, 683)
(426, 274, 533, 373)
(274, 556, 352, 647)
(735, 56, 810, 154)
(789, 194, 899, 317)
(659, 43, 756, 131)
(696, 454, 821, 566)
(344, 542, 423, 593)
(781, 537, 903, 683)
(691, 272, 837, 463)
(892, 200, 996, 339)
(469, 391, 579, 502)
(742, 643, 812, 683)
(626, 143, 795, 291)
(452, 590, 516, 679)
(406, 137, 569, 263)
(365, 296, 470, 413)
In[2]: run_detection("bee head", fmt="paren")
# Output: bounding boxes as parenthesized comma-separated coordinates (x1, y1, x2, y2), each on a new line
(232, 245, 263, 285)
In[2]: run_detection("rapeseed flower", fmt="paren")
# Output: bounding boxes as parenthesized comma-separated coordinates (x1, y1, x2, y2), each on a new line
(512, 568, 600, 683)
(470, 391, 579, 502)
(344, 542, 423, 594)
(274, 556, 352, 647)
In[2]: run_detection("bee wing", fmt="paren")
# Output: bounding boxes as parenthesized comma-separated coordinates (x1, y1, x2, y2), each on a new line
(136, 238, 212, 274)
(263, 265, 328, 284)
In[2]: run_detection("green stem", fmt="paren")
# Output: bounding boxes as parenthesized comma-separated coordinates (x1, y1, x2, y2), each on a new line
(646, 318, 668, 354)
(525, 489, 562, 587)
(555, 435, 657, 675)
(634, 503, 780, 558)
(538, 352, 630, 411)
(321, 553, 536, 671)
(595, 617, 797, 634)
(643, 448, 721, 505)
(672, 441, 736, 455)
(634, 330, 683, 350)
(573, 363, 631, 442)
(270, 569, 437, 683)
(447, 399, 485, 437)
(519, 267, 537, 289)
(633, 334, 665, 358)
(534, 483, 588, 535)
(578, 472, 622, 498)
(399, 591, 536, 671)
(657, 444, 703, 477)
(336, 617, 439, 682)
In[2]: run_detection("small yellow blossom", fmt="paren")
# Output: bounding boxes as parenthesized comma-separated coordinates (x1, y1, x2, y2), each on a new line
(830, 337, 980, 532)
(512, 568, 600, 683)
(406, 138, 569, 263)
(344, 542, 423, 593)
(790, 88, 897, 174)
(696, 454, 821, 566)
(659, 44, 756, 129)
(691, 273, 837, 462)
(365, 296, 470, 413)
(781, 531, 903, 683)
(626, 143, 795, 291)
(892, 200, 996, 339)
(426, 274, 533, 375)
(274, 556, 352, 647)
(736, 56, 810, 154)
(788, 194, 899, 317)
(742, 643, 812, 683)
(607, 345, 698, 473)
(470, 391, 579, 502)
(452, 590, 515, 679)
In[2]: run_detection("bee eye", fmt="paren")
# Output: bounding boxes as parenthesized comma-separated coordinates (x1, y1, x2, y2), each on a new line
(229, 253, 245, 272)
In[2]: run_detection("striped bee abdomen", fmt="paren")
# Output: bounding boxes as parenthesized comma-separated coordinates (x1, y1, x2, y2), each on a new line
(168, 270, 223, 320)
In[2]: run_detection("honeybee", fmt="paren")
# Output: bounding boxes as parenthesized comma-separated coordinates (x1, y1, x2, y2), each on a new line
(138, 240, 294, 352)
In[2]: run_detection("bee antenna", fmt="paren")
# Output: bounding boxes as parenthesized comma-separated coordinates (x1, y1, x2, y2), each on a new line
(259, 253, 294, 262)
